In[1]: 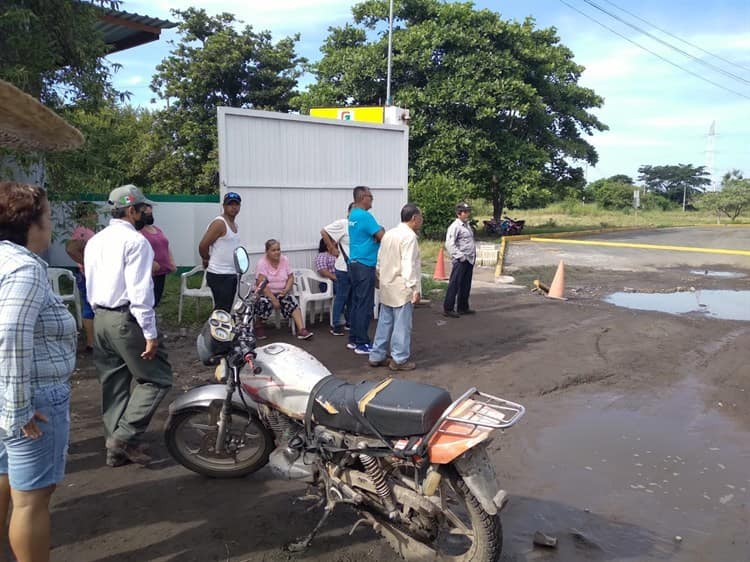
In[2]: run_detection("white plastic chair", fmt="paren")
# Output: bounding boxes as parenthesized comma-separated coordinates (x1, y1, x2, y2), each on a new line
(179, 266, 214, 323)
(47, 268, 82, 329)
(292, 268, 333, 329)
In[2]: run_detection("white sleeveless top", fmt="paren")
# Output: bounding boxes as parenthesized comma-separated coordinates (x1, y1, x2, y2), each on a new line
(207, 216, 241, 274)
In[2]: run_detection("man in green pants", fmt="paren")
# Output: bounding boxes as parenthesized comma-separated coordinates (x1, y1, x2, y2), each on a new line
(84, 185, 173, 467)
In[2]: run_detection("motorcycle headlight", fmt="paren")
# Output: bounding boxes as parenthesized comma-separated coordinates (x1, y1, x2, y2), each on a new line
(208, 310, 234, 341)
(196, 310, 235, 366)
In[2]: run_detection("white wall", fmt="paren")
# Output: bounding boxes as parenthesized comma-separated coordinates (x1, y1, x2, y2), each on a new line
(218, 108, 409, 269)
(47, 108, 410, 271)
(48, 200, 221, 268)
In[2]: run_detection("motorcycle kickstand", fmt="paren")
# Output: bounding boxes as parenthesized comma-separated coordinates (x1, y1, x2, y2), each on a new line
(286, 503, 335, 553)
(286, 486, 345, 553)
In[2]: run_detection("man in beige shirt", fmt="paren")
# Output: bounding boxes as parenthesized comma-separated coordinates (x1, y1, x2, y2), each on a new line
(368, 204, 422, 371)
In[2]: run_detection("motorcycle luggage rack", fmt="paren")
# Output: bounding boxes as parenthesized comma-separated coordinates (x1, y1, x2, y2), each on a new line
(422, 387, 525, 445)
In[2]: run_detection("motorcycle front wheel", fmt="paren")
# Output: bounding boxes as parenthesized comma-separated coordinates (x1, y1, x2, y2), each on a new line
(165, 407, 274, 478)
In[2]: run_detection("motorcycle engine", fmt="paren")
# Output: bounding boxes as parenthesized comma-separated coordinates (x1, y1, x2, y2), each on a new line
(268, 445, 318, 482)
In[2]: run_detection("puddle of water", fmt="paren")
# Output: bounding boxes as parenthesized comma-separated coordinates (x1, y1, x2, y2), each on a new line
(505, 381, 750, 562)
(604, 290, 750, 321)
(507, 381, 750, 561)
(689, 270, 746, 279)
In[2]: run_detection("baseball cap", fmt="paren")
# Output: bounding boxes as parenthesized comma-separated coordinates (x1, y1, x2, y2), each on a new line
(107, 184, 154, 209)
(455, 202, 471, 213)
(223, 192, 242, 204)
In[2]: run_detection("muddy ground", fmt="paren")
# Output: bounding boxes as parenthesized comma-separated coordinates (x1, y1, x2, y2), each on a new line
(50, 228, 750, 562)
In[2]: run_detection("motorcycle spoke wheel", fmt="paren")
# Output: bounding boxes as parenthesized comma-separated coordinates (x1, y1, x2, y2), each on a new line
(165, 408, 273, 478)
(425, 473, 502, 562)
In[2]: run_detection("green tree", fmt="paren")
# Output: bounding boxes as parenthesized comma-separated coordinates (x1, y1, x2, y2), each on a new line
(298, 0, 606, 218)
(698, 170, 750, 221)
(0, 0, 121, 106)
(45, 103, 154, 196)
(587, 177, 634, 210)
(409, 173, 473, 238)
(147, 8, 306, 194)
(637, 164, 710, 210)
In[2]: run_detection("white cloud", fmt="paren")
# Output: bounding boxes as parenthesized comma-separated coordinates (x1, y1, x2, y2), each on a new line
(124, 75, 144, 86)
(590, 132, 670, 149)
(128, 0, 353, 33)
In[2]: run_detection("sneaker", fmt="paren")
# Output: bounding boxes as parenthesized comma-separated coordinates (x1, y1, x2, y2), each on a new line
(330, 326, 345, 336)
(388, 359, 416, 371)
(254, 324, 267, 340)
(297, 329, 313, 340)
(346, 342, 357, 350)
(354, 344, 373, 355)
(344, 324, 351, 331)
(442, 310, 460, 318)
(368, 358, 389, 367)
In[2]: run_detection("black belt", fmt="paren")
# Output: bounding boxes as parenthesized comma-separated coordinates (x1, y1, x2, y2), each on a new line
(95, 303, 130, 312)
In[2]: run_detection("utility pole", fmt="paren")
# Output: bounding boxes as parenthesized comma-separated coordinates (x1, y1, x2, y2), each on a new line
(705, 120, 717, 191)
(385, 0, 394, 106)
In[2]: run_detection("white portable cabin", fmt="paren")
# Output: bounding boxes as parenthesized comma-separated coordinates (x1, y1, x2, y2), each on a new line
(217, 108, 409, 269)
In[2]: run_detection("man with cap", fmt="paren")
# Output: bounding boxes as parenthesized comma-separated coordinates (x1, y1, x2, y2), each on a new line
(443, 202, 477, 318)
(198, 192, 242, 313)
(84, 184, 173, 466)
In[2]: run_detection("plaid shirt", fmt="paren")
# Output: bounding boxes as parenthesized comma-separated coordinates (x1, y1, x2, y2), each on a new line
(315, 252, 336, 276)
(0, 242, 76, 436)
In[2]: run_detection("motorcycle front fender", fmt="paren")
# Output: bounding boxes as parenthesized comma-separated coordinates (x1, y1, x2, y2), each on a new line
(451, 444, 506, 516)
(167, 383, 259, 416)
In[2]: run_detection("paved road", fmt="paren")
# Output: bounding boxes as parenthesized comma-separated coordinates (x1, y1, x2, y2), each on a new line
(505, 227, 750, 272)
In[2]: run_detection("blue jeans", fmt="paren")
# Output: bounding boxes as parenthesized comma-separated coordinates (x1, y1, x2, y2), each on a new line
(331, 269, 351, 331)
(370, 302, 413, 364)
(349, 262, 376, 346)
(0, 383, 70, 490)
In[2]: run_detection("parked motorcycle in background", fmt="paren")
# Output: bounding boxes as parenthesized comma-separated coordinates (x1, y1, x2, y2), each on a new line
(164, 247, 525, 561)
(483, 215, 525, 236)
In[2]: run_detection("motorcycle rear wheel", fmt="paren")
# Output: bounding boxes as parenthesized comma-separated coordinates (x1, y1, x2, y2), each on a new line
(430, 472, 502, 561)
(381, 469, 502, 561)
(165, 407, 274, 478)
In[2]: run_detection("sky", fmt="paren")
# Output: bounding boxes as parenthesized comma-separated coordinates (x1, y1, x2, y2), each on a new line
(109, 0, 750, 187)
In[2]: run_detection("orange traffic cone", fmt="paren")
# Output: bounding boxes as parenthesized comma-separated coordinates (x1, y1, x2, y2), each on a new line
(547, 260, 567, 300)
(433, 247, 449, 280)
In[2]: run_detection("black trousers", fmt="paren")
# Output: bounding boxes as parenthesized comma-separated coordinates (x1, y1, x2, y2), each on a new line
(443, 260, 474, 313)
(153, 274, 166, 307)
(206, 272, 238, 312)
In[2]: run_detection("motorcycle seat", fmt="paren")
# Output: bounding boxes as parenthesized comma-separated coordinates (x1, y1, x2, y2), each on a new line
(309, 377, 452, 438)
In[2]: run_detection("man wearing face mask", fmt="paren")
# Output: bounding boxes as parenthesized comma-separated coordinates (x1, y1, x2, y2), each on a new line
(84, 184, 173, 467)
(140, 204, 176, 307)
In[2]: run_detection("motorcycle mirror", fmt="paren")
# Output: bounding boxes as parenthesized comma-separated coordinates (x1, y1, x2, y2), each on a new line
(233, 247, 250, 274)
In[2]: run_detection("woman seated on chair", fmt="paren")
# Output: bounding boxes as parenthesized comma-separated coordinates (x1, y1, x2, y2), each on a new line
(254, 239, 313, 341)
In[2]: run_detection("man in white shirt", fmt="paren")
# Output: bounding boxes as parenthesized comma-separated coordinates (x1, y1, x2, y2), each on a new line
(85, 184, 173, 467)
(321, 203, 353, 338)
(368, 203, 422, 371)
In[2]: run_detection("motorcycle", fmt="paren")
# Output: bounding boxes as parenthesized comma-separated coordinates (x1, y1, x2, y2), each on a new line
(483, 215, 525, 236)
(165, 247, 525, 561)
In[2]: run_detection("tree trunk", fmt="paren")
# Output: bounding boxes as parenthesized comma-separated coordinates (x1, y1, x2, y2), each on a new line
(491, 175, 504, 220)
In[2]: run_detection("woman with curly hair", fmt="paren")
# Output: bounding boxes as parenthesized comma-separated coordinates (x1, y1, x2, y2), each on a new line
(0, 182, 77, 562)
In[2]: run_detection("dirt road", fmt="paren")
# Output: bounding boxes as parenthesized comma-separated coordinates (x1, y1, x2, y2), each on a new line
(50, 227, 750, 561)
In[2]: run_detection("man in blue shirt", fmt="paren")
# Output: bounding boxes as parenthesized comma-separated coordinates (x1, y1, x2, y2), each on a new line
(347, 186, 384, 354)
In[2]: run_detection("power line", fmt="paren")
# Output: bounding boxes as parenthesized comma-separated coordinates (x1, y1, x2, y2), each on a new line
(597, 0, 750, 76)
(557, 0, 750, 100)
(581, 0, 750, 86)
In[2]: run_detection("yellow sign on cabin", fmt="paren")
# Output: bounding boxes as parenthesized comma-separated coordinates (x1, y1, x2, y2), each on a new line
(310, 107, 384, 124)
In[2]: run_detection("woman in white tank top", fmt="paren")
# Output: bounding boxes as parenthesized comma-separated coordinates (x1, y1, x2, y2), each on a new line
(198, 192, 242, 311)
